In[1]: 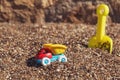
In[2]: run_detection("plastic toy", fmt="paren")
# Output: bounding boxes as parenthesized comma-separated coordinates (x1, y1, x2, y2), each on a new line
(88, 4, 113, 53)
(35, 44, 67, 66)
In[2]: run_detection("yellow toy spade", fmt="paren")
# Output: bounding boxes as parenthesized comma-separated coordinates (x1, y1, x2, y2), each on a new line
(88, 4, 113, 53)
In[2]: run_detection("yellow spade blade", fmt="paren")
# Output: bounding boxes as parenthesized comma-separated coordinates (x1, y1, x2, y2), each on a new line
(88, 35, 113, 53)
(88, 4, 113, 53)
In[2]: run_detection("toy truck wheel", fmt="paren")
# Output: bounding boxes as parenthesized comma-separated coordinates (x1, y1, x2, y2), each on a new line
(59, 56, 67, 62)
(42, 57, 51, 66)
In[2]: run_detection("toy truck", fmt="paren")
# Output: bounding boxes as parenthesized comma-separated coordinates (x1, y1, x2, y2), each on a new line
(35, 44, 67, 66)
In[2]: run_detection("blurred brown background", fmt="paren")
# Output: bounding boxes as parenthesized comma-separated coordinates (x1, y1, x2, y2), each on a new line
(0, 0, 120, 24)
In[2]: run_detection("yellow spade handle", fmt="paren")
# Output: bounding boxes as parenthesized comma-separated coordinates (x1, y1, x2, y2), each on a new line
(96, 4, 109, 41)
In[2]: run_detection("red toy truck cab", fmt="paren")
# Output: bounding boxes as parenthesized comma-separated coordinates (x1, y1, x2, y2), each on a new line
(35, 48, 52, 59)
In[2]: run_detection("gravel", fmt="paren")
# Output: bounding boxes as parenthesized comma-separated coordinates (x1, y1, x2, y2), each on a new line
(0, 22, 120, 80)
